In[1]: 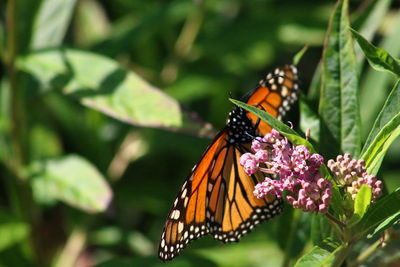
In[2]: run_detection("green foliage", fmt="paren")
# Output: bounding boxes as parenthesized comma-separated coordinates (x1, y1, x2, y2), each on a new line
(319, 0, 361, 159)
(293, 245, 336, 267)
(353, 188, 400, 239)
(361, 80, 400, 174)
(27, 155, 112, 212)
(351, 28, 400, 77)
(18, 49, 189, 130)
(1, 0, 400, 266)
(0, 211, 29, 252)
(349, 185, 372, 226)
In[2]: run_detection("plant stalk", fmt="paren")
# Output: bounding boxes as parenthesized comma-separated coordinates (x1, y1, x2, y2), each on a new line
(6, 0, 43, 264)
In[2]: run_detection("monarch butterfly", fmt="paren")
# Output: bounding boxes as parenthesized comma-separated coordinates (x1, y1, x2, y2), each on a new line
(159, 65, 299, 261)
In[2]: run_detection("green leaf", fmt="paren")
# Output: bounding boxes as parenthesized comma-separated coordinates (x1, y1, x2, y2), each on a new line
(229, 99, 302, 142)
(0, 211, 29, 252)
(349, 185, 372, 226)
(17, 49, 212, 136)
(311, 214, 333, 245)
(74, 0, 110, 47)
(294, 242, 340, 267)
(307, 63, 322, 101)
(367, 211, 400, 238)
(360, 13, 400, 139)
(293, 45, 308, 66)
(319, 0, 361, 159)
(277, 208, 309, 261)
(0, 80, 12, 163)
(0, 223, 29, 252)
(353, 0, 393, 64)
(362, 79, 400, 152)
(361, 80, 400, 174)
(354, 188, 400, 238)
(31, 0, 77, 49)
(351, 28, 400, 77)
(299, 99, 320, 143)
(28, 155, 113, 213)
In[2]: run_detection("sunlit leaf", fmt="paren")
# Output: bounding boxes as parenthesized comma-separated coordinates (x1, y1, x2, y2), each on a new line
(294, 242, 340, 267)
(0, 211, 29, 252)
(28, 155, 112, 213)
(351, 28, 400, 77)
(17, 49, 212, 136)
(367, 211, 400, 238)
(354, 188, 400, 238)
(349, 185, 372, 226)
(361, 80, 400, 174)
(74, 0, 110, 47)
(360, 13, 400, 139)
(293, 45, 308, 66)
(31, 0, 77, 49)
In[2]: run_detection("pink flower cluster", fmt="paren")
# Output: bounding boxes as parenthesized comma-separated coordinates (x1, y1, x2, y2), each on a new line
(327, 153, 382, 201)
(240, 129, 332, 213)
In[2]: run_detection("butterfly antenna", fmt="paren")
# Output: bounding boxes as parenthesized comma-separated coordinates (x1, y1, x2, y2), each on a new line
(245, 131, 257, 140)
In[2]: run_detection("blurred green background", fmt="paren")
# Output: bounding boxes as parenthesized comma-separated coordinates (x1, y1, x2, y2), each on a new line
(1, 0, 400, 266)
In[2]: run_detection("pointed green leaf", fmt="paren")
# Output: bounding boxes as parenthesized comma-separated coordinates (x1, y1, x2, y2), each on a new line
(351, 28, 400, 77)
(354, 188, 400, 238)
(293, 46, 308, 66)
(319, 0, 361, 159)
(353, 0, 393, 64)
(361, 80, 400, 174)
(31, 0, 77, 49)
(349, 185, 372, 226)
(367, 211, 400, 238)
(17, 49, 212, 136)
(362, 78, 400, 151)
(229, 99, 301, 140)
(28, 155, 113, 213)
(294, 240, 340, 267)
(360, 13, 400, 138)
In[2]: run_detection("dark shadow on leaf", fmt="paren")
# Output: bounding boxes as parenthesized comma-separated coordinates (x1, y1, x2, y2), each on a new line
(66, 68, 127, 98)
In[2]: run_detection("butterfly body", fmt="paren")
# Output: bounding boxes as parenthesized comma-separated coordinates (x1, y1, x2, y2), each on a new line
(226, 106, 256, 144)
(159, 65, 299, 261)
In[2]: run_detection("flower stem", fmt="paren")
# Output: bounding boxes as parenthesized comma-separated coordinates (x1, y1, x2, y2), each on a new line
(160, 2, 204, 84)
(325, 212, 346, 228)
(54, 226, 88, 267)
(6, 0, 42, 263)
(6, 0, 25, 168)
(332, 242, 354, 267)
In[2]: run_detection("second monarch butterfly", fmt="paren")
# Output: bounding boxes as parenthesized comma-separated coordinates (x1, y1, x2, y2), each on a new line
(159, 65, 299, 261)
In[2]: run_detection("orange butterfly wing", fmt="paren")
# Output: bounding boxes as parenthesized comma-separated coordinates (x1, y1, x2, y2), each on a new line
(246, 65, 299, 135)
(159, 65, 299, 261)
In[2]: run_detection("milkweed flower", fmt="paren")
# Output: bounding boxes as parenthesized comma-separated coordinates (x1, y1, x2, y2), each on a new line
(240, 129, 332, 213)
(327, 153, 382, 201)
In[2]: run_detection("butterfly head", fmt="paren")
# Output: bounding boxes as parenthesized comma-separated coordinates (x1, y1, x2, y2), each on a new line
(226, 106, 256, 144)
